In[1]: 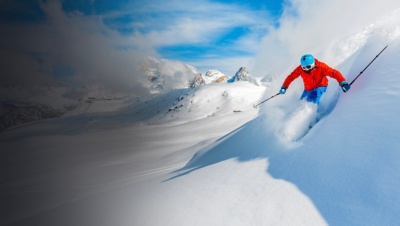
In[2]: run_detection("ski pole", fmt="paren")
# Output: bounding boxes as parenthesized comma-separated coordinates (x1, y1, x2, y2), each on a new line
(253, 93, 280, 108)
(350, 45, 388, 86)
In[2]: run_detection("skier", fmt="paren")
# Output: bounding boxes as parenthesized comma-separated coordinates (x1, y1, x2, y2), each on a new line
(279, 54, 351, 104)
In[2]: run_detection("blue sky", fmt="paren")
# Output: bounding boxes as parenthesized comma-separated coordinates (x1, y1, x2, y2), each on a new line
(1, 0, 285, 75)
(78, 0, 286, 73)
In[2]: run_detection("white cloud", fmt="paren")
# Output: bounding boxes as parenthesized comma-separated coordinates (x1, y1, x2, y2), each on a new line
(122, 0, 275, 76)
(0, 0, 158, 96)
(116, 0, 272, 48)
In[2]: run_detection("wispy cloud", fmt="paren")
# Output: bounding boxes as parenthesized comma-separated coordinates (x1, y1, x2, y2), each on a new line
(108, 0, 276, 74)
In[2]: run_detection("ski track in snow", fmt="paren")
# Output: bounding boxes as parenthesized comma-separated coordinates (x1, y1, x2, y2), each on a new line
(278, 101, 319, 141)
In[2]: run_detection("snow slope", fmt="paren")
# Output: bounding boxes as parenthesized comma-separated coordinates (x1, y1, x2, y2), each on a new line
(1, 10, 400, 226)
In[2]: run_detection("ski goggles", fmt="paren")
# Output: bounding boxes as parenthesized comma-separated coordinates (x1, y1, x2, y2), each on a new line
(301, 62, 315, 71)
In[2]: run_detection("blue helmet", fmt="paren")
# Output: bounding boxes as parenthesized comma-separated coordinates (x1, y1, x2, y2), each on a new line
(300, 54, 315, 71)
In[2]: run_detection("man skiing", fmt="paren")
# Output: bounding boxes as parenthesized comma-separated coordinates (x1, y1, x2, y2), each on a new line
(279, 54, 351, 104)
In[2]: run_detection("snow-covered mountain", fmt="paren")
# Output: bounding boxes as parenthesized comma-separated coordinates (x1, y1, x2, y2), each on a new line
(141, 57, 260, 89)
(140, 57, 201, 92)
(0, 82, 130, 132)
(1, 57, 262, 132)
(228, 66, 259, 86)
(191, 69, 228, 87)
(0, 83, 74, 132)
(0, 101, 63, 132)
(0, 83, 77, 110)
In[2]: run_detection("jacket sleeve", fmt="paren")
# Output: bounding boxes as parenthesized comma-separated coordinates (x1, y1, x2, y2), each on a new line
(282, 66, 302, 88)
(320, 61, 346, 84)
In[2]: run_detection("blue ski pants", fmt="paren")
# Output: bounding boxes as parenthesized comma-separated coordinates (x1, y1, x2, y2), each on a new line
(300, 86, 327, 104)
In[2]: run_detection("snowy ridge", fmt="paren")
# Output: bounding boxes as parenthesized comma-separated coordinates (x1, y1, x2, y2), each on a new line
(1, 58, 263, 131)
(190, 69, 228, 88)
(0, 101, 63, 132)
(0, 83, 77, 110)
(83, 81, 267, 126)
(148, 82, 266, 124)
(0, 83, 131, 132)
(228, 66, 259, 86)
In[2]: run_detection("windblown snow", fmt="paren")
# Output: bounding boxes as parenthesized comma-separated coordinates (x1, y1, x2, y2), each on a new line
(1, 8, 400, 226)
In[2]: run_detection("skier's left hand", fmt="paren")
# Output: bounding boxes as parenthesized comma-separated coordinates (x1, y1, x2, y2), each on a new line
(340, 81, 351, 92)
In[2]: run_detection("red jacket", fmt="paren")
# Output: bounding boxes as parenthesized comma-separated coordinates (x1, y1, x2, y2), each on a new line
(282, 59, 345, 91)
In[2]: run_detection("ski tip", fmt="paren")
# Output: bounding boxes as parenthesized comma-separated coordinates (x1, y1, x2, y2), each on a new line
(253, 104, 257, 109)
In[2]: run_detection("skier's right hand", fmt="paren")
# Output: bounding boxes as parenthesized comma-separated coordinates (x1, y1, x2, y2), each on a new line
(279, 86, 287, 95)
